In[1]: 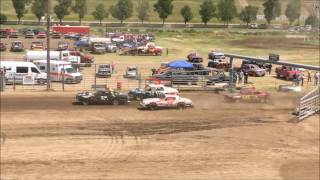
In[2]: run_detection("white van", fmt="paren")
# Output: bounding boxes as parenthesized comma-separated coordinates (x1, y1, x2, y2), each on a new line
(33, 60, 82, 83)
(0, 61, 47, 84)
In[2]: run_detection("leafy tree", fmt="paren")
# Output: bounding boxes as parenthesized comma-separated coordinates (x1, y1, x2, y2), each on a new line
(180, 5, 193, 24)
(110, 0, 133, 24)
(217, 0, 237, 26)
(305, 15, 319, 27)
(54, 0, 72, 24)
(285, 0, 301, 25)
(73, 0, 87, 25)
(92, 4, 109, 25)
(239, 5, 259, 26)
(199, 0, 216, 26)
(0, 13, 7, 24)
(11, 0, 28, 24)
(31, 0, 46, 24)
(136, 0, 150, 24)
(154, 0, 173, 25)
(263, 0, 281, 24)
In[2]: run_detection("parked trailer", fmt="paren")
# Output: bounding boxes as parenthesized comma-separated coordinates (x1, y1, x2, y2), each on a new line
(25, 50, 80, 64)
(33, 60, 82, 83)
(0, 61, 47, 84)
(52, 25, 90, 35)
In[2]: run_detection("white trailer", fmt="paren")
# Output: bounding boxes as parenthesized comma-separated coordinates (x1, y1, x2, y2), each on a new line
(0, 61, 47, 84)
(25, 50, 80, 64)
(33, 60, 82, 83)
(88, 37, 111, 44)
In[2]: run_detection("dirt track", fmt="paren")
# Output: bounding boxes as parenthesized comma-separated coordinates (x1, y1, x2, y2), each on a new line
(1, 92, 319, 179)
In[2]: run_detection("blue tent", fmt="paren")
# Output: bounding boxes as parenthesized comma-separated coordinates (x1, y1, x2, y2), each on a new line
(168, 60, 193, 69)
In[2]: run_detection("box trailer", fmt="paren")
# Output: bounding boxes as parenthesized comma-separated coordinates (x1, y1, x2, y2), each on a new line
(52, 25, 90, 35)
(25, 50, 80, 64)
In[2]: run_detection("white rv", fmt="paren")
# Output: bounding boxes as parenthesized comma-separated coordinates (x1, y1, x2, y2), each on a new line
(33, 60, 82, 83)
(25, 50, 80, 64)
(0, 61, 47, 84)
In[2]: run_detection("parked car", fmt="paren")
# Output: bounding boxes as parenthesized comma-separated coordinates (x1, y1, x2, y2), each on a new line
(37, 31, 46, 38)
(64, 32, 80, 40)
(96, 64, 111, 77)
(124, 66, 138, 78)
(8, 31, 19, 38)
(30, 41, 44, 50)
(69, 51, 94, 66)
(241, 64, 266, 77)
(91, 42, 106, 54)
(24, 31, 34, 38)
(275, 66, 302, 80)
(128, 84, 178, 100)
(58, 41, 69, 51)
(139, 95, 193, 110)
(0, 29, 8, 38)
(208, 51, 225, 60)
(0, 42, 6, 51)
(187, 52, 203, 63)
(224, 88, 270, 103)
(208, 59, 230, 70)
(10, 41, 24, 52)
(51, 32, 61, 39)
(106, 43, 117, 53)
(74, 90, 129, 105)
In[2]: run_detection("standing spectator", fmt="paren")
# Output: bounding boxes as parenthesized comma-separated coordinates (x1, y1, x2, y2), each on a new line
(315, 72, 320, 85)
(299, 74, 305, 86)
(307, 71, 312, 82)
(267, 64, 272, 75)
(111, 63, 115, 74)
(244, 72, 249, 84)
(238, 70, 244, 84)
(293, 74, 298, 86)
(166, 48, 169, 56)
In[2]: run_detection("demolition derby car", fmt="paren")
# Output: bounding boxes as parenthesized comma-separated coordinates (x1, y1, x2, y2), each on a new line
(224, 88, 270, 103)
(74, 90, 129, 105)
(139, 95, 193, 110)
(128, 84, 178, 100)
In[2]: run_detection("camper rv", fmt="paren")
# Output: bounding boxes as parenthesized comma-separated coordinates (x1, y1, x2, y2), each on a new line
(33, 60, 82, 83)
(0, 61, 47, 84)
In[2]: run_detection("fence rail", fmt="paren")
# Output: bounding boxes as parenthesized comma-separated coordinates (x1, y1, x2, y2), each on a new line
(298, 86, 320, 120)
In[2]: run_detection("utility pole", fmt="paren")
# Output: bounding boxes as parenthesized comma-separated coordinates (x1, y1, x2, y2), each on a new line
(46, 0, 51, 90)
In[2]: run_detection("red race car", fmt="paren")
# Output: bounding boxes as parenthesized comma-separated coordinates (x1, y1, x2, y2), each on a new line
(224, 88, 270, 103)
(37, 31, 46, 38)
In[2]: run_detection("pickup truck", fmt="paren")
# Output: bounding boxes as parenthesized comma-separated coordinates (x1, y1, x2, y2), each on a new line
(275, 66, 302, 80)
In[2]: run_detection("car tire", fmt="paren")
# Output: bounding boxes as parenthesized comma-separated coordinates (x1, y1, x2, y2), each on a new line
(113, 99, 119, 105)
(38, 78, 45, 85)
(149, 103, 157, 110)
(177, 103, 186, 110)
(82, 101, 89, 105)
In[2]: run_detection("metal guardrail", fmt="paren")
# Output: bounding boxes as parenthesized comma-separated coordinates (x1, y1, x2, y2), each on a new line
(225, 53, 320, 71)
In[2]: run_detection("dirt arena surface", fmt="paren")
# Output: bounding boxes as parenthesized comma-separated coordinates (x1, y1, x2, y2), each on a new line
(1, 91, 319, 180)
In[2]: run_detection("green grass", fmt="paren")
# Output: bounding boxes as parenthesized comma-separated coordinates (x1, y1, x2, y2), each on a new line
(0, 25, 318, 91)
(1, 0, 317, 23)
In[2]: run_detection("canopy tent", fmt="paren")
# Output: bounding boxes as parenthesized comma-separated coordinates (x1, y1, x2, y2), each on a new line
(168, 60, 193, 69)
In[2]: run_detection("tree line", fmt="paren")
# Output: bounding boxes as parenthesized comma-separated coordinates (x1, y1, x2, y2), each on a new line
(1, 0, 319, 27)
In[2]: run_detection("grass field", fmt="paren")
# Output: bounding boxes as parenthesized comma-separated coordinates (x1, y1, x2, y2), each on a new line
(1, 24, 319, 92)
(0, 0, 317, 23)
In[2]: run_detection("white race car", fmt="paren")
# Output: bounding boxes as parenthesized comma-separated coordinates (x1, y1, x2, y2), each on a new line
(140, 95, 193, 110)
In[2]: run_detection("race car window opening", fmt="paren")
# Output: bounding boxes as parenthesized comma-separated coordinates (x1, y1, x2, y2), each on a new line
(40, 66, 45, 70)
(16, 67, 28, 73)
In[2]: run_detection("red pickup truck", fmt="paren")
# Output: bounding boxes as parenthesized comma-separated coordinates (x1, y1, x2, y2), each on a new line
(69, 51, 94, 66)
(275, 66, 302, 80)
